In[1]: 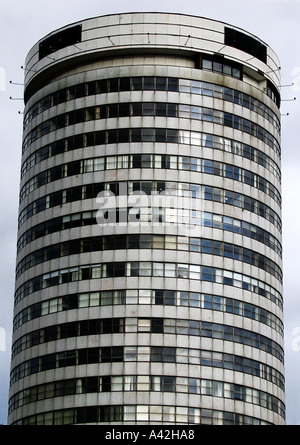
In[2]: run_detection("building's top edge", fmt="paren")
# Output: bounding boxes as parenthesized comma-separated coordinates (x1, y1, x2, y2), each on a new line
(31, 11, 272, 50)
(23, 11, 281, 104)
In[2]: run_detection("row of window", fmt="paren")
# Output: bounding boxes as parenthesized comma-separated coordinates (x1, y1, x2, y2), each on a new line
(13, 289, 284, 336)
(22, 101, 280, 155)
(202, 56, 242, 80)
(14, 261, 283, 309)
(24, 75, 279, 131)
(11, 317, 123, 357)
(18, 180, 281, 231)
(16, 233, 282, 282)
(19, 152, 281, 206)
(13, 405, 272, 425)
(204, 212, 281, 255)
(11, 316, 283, 361)
(266, 80, 281, 108)
(16, 208, 282, 257)
(205, 185, 280, 229)
(203, 64, 279, 120)
(8, 374, 285, 417)
(10, 345, 284, 389)
(21, 128, 281, 181)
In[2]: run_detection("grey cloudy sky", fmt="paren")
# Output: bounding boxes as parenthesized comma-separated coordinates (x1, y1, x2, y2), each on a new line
(0, 0, 299, 425)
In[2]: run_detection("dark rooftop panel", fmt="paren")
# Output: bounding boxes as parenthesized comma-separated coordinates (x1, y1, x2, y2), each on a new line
(39, 25, 82, 61)
(224, 27, 267, 64)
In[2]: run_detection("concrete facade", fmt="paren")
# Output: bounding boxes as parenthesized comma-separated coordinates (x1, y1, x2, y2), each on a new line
(8, 13, 284, 425)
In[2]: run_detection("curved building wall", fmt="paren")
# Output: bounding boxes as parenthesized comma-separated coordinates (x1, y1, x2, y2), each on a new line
(8, 12, 284, 425)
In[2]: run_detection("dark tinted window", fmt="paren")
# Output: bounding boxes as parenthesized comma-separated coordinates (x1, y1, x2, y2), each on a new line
(225, 27, 267, 63)
(39, 25, 82, 60)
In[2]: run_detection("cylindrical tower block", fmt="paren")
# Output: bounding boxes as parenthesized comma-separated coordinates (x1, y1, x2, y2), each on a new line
(8, 12, 284, 425)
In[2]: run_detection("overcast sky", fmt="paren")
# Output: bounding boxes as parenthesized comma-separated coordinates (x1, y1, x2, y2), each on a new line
(0, 0, 299, 425)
